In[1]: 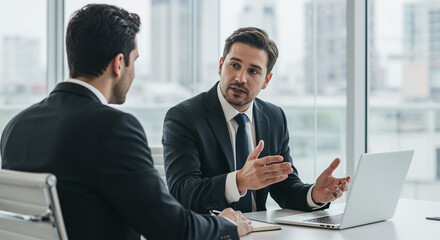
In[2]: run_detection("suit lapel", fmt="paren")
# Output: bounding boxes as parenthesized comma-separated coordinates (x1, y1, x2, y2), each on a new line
(254, 100, 271, 211)
(205, 83, 235, 171)
(254, 100, 270, 158)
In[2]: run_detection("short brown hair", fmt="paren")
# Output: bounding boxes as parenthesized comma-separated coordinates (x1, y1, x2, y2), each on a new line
(222, 27, 279, 75)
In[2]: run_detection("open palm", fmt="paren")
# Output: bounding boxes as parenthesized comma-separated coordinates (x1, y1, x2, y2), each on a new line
(312, 158, 351, 204)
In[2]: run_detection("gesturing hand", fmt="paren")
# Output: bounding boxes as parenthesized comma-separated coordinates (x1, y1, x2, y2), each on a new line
(236, 140, 293, 193)
(312, 158, 351, 204)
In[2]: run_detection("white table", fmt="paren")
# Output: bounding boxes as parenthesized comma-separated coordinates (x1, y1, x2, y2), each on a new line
(242, 198, 439, 240)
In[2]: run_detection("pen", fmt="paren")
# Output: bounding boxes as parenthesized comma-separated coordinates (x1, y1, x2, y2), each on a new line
(426, 216, 440, 221)
(209, 210, 222, 216)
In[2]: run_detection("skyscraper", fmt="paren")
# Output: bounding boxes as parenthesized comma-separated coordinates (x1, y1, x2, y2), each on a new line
(3, 36, 41, 84)
(151, 0, 220, 94)
(239, 0, 278, 42)
(304, 0, 378, 95)
(403, 0, 440, 99)
(304, 0, 346, 95)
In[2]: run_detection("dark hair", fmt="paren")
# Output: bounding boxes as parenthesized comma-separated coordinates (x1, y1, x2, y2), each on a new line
(66, 4, 140, 78)
(222, 27, 279, 75)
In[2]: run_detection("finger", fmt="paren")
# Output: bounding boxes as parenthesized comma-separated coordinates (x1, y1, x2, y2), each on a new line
(324, 188, 336, 202)
(261, 167, 293, 179)
(247, 220, 253, 232)
(335, 189, 343, 198)
(338, 176, 351, 184)
(330, 185, 339, 193)
(332, 186, 343, 199)
(340, 184, 349, 192)
(263, 174, 288, 186)
(323, 158, 340, 175)
(264, 162, 292, 172)
(330, 185, 343, 197)
(247, 140, 264, 160)
(238, 214, 247, 222)
(340, 180, 348, 187)
(258, 155, 284, 166)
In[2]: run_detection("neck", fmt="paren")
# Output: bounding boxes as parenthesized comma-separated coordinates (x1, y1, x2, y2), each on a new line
(231, 102, 250, 113)
(73, 73, 114, 102)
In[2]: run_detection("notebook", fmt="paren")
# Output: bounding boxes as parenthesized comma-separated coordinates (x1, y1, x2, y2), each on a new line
(250, 219, 281, 232)
(274, 150, 414, 230)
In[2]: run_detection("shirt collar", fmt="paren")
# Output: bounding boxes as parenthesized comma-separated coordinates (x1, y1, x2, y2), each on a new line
(65, 79, 108, 105)
(217, 83, 253, 123)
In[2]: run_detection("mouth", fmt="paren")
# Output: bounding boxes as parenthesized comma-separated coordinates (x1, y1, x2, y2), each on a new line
(229, 85, 248, 96)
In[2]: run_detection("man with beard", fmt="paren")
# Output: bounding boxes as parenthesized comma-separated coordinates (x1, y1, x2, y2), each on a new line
(162, 27, 351, 214)
(0, 4, 252, 240)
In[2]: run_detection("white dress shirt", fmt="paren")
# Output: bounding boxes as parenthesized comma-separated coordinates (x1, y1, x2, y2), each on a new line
(217, 84, 321, 211)
(65, 79, 108, 105)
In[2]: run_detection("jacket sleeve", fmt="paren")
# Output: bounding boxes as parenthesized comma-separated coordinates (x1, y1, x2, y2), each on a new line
(162, 106, 232, 213)
(96, 112, 238, 240)
(269, 108, 330, 212)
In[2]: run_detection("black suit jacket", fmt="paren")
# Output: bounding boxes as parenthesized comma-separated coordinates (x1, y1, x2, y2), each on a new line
(162, 82, 329, 214)
(0, 82, 238, 240)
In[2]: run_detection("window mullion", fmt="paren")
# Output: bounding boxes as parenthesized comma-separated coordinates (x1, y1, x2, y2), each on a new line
(46, 0, 64, 94)
(346, 0, 367, 177)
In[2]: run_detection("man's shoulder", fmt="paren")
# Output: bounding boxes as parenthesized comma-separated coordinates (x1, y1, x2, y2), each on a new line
(169, 91, 208, 114)
(254, 98, 283, 114)
(89, 105, 142, 131)
(93, 104, 128, 117)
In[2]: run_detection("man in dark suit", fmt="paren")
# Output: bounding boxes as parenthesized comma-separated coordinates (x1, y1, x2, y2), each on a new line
(0, 4, 252, 240)
(162, 27, 351, 214)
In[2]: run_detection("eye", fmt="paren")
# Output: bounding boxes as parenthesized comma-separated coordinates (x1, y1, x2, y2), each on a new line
(231, 63, 239, 68)
(249, 69, 260, 75)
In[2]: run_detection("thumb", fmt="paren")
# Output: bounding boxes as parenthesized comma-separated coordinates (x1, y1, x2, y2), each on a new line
(247, 140, 264, 161)
(323, 158, 340, 175)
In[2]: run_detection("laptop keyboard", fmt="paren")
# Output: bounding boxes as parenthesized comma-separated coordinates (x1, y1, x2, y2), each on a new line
(304, 213, 343, 224)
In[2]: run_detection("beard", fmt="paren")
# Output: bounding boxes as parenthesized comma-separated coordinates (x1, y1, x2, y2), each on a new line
(110, 79, 128, 104)
(223, 83, 251, 108)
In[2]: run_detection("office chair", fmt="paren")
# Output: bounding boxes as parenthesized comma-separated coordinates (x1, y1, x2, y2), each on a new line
(0, 169, 68, 240)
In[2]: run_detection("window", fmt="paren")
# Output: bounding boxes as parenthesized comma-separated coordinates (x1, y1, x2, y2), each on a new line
(368, 0, 440, 201)
(0, 0, 47, 162)
(14, 0, 440, 205)
(2, 1, 349, 207)
(221, 0, 347, 185)
(64, 0, 219, 144)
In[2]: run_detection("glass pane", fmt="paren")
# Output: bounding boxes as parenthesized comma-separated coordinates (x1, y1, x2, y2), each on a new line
(368, 0, 440, 201)
(220, 0, 347, 208)
(0, 0, 47, 162)
(64, 0, 219, 145)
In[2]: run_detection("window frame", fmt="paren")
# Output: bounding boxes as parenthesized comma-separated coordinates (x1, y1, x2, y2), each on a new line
(346, 0, 367, 176)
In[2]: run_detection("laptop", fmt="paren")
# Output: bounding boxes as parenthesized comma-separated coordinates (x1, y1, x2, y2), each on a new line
(274, 150, 414, 230)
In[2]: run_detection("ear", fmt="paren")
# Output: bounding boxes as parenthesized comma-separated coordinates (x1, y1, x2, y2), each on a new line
(262, 72, 273, 89)
(112, 53, 124, 78)
(218, 57, 224, 76)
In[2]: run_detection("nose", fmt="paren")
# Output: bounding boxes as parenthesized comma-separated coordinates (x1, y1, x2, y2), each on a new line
(235, 69, 247, 84)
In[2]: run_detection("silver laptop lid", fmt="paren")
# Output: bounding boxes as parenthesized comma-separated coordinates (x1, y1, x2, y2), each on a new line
(340, 150, 414, 229)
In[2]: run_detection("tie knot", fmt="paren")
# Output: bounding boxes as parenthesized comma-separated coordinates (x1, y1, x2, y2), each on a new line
(234, 113, 247, 127)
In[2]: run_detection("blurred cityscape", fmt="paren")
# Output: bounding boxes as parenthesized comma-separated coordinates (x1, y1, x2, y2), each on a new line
(1, 0, 440, 201)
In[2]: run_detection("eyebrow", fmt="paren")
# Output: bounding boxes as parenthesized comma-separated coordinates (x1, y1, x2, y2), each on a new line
(230, 57, 263, 71)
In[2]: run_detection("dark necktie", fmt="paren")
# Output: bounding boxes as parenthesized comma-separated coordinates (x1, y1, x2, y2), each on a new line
(234, 113, 252, 212)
